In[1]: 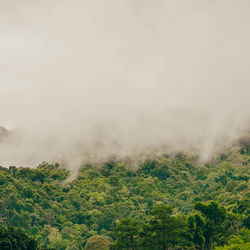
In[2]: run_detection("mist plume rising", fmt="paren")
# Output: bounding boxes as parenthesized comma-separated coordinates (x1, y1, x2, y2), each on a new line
(0, 0, 250, 170)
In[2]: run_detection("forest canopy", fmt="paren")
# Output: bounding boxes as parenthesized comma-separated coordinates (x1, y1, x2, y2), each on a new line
(0, 140, 249, 249)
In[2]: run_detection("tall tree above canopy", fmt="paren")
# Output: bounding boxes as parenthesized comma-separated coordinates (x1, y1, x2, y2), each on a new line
(141, 204, 190, 250)
(187, 213, 205, 250)
(111, 218, 140, 250)
(195, 201, 227, 250)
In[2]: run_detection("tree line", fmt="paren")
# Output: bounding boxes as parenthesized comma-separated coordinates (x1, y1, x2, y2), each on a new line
(0, 139, 249, 249)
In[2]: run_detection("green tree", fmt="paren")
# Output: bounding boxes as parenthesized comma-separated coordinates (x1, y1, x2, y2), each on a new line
(0, 227, 38, 250)
(187, 213, 205, 249)
(195, 201, 227, 250)
(141, 204, 188, 250)
(85, 235, 111, 250)
(215, 228, 250, 250)
(111, 218, 140, 250)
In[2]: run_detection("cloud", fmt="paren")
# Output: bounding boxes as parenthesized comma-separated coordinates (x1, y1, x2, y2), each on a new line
(0, 0, 249, 169)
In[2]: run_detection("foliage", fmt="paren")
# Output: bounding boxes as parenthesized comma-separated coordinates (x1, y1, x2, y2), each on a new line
(140, 204, 191, 250)
(85, 235, 111, 250)
(215, 228, 250, 250)
(194, 201, 227, 249)
(0, 227, 38, 250)
(187, 213, 205, 249)
(0, 141, 249, 249)
(111, 218, 140, 249)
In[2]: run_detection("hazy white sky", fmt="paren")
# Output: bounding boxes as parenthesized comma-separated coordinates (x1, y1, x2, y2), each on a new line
(0, 0, 249, 168)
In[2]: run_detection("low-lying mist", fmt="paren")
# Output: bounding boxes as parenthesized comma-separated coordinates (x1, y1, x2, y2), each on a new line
(0, 0, 250, 171)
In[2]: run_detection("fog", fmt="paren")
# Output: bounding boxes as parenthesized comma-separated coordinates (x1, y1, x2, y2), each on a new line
(0, 0, 250, 170)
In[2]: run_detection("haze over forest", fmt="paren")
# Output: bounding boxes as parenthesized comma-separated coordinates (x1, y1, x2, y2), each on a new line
(0, 0, 250, 169)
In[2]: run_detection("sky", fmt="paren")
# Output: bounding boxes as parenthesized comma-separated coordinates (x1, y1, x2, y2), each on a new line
(0, 0, 250, 169)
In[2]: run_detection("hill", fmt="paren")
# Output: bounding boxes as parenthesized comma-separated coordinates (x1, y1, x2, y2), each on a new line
(0, 138, 249, 249)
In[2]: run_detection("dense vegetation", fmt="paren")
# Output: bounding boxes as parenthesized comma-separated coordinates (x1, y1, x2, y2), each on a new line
(0, 139, 249, 249)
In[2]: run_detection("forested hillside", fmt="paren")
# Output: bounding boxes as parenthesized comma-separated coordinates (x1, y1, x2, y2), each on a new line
(0, 139, 249, 249)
